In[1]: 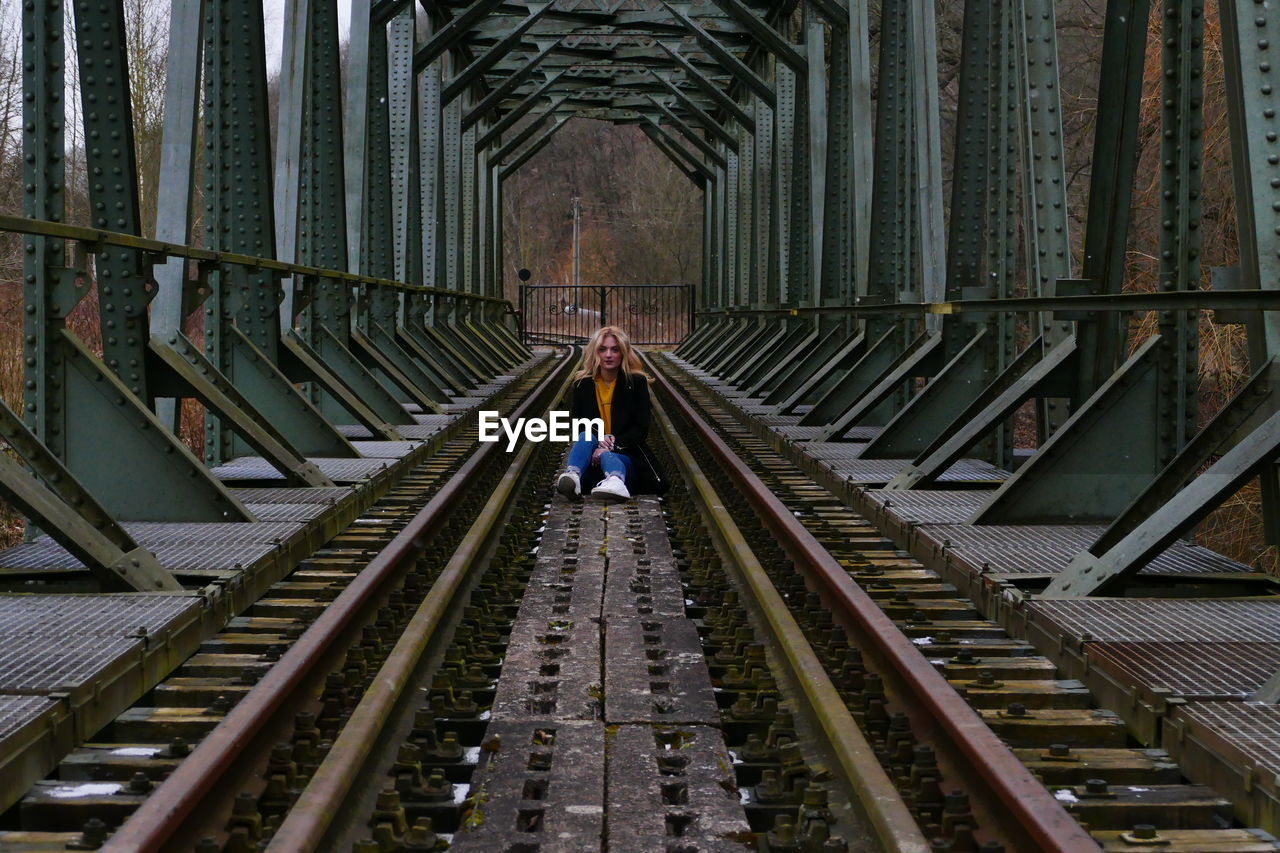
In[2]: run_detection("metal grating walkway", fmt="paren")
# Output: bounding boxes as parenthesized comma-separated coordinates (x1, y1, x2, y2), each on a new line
(1029, 599, 1280, 643)
(917, 524, 1245, 576)
(1087, 642, 1280, 701)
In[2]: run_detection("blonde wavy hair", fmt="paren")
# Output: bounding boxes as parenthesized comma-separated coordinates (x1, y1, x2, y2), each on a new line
(574, 326, 651, 383)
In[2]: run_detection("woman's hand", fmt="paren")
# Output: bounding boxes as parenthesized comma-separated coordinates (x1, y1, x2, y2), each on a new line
(591, 435, 614, 464)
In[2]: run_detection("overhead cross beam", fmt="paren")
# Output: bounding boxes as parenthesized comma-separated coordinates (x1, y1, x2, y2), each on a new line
(464, 42, 564, 130)
(641, 120, 714, 181)
(647, 100, 728, 169)
(663, 3, 776, 107)
(651, 72, 739, 151)
(657, 42, 755, 132)
(443, 4, 553, 104)
(493, 105, 559, 163)
(500, 116, 570, 179)
(414, 0, 511, 73)
(706, 0, 806, 72)
(479, 91, 570, 153)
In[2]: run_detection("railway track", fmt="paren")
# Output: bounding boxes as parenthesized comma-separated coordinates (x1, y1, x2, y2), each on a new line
(651, 353, 1279, 853)
(0, 351, 565, 851)
(0, 349, 1276, 852)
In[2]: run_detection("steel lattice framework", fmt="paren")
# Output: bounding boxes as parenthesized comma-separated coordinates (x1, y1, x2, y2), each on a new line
(4, 0, 1280, 602)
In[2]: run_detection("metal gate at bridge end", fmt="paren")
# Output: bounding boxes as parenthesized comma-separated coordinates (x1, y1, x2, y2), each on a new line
(518, 285, 694, 346)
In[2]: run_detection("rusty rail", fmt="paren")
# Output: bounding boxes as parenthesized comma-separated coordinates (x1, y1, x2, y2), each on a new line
(105, 349, 573, 853)
(265, 361, 575, 851)
(653, 394, 931, 852)
(648, 355, 1099, 853)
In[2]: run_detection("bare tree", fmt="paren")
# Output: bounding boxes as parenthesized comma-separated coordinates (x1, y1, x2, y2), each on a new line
(124, 0, 171, 236)
(502, 119, 703, 296)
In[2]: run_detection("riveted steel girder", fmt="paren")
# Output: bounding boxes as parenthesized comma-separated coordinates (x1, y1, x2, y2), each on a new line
(19, 0, 1280, 607)
(664, 3, 776, 106)
(444, 5, 554, 102)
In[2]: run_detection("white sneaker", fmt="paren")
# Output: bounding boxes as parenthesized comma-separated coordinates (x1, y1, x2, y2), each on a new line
(591, 474, 630, 502)
(556, 469, 581, 499)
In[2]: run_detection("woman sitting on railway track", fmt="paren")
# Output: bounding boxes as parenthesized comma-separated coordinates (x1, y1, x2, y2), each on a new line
(556, 325, 668, 502)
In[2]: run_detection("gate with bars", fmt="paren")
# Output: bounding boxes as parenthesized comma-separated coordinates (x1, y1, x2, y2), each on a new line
(518, 284, 695, 346)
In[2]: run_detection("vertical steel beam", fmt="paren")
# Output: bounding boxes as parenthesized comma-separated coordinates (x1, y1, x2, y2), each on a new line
(151, 0, 203, 413)
(857, 0, 1003, 461)
(764, 97, 781, 308)
(1222, 0, 1280, 359)
(490, 161, 503, 299)
(865, 0, 914, 341)
(971, 0, 1171, 525)
(1013, 0, 1073, 438)
(442, 82, 463, 290)
(71, 0, 149, 397)
(1156, 0, 1203, 463)
(361, 10, 395, 291)
(787, 25, 815, 308)
(1221, 0, 1280, 540)
(475, 138, 490, 297)
(909, 0, 945, 315)
(22, 0, 66, 455)
(982, 0, 1019, 466)
(715, 162, 728, 308)
(849, 0, 873, 296)
(821, 17, 855, 308)
(203, 0, 281, 355)
(462, 123, 478, 294)
(773, 64, 797, 304)
(752, 97, 773, 308)
(724, 145, 740, 308)
(704, 171, 719, 309)
(1074, 0, 1151, 398)
(299, 0, 353, 334)
(942, 0, 994, 351)
(276, 0, 408, 438)
(345, 0, 371, 269)
(388, 5, 419, 285)
(275, 0, 308, 326)
(1014, 0, 1073, 319)
(419, 25, 443, 289)
(203, 0, 285, 458)
(805, 11, 827, 306)
(735, 123, 752, 307)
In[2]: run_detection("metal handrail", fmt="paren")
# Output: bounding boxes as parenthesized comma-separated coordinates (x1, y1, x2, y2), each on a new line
(696, 288, 1280, 316)
(0, 213, 510, 306)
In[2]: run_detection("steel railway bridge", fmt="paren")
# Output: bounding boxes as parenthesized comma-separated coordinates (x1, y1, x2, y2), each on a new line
(3, 0, 1280, 850)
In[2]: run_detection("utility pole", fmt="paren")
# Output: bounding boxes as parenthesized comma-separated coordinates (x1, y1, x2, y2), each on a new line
(572, 195, 581, 287)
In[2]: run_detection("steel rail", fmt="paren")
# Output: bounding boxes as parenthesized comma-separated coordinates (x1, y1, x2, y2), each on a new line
(0, 213, 508, 304)
(652, 396, 931, 853)
(266, 363, 577, 851)
(647, 355, 1100, 853)
(104, 350, 573, 853)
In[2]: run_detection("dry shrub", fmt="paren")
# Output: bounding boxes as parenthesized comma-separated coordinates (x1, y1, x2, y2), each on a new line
(180, 397, 206, 457)
(1197, 479, 1280, 574)
(1, 271, 22, 548)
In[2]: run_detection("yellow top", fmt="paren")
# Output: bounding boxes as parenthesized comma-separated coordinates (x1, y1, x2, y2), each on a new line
(595, 377, 616, 437)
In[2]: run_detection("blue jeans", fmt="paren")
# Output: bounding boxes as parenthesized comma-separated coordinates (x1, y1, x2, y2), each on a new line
(566, 436, 634, 484)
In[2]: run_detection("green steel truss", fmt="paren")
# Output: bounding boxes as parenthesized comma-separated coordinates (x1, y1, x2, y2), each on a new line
(7, 0, 1280, 599)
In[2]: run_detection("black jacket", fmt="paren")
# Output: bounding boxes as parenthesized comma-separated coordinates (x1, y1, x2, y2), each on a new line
(568, 373, 669, 495)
